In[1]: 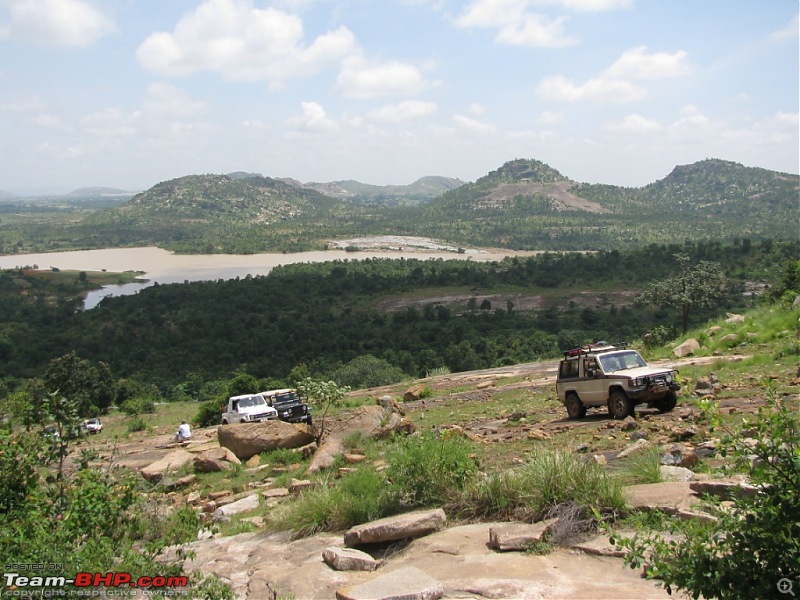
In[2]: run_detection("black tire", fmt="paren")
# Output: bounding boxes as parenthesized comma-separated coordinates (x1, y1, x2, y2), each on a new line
(608, 390, 633, 419)
(565, 393, 586, 420)
(655, 391, 678, 413)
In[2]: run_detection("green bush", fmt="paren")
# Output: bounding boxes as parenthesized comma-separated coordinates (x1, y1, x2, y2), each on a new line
(195, 398, 224, 427)
(614, 391, 800, 599)
(387, 432, 478, 507)
(126, 416, 147, 433)
(120, 395, 156, 416)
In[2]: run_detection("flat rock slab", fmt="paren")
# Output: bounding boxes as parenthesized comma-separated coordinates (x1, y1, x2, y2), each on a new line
(140, 449, 194, 482)
(690, 480, 758, 500)
(336, 567, 443, 600)
(345, 509, 447, 547)
(624, 481, 700, 514)
(488, 519, 558, 551)
(323, 547, 381, 572)
(173, 522, 675, 599)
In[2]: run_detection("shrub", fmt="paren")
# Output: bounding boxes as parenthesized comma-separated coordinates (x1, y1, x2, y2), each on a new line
(387, 432, 478, 507)
(126, 416, 147, 433)
(120, 395, 155, 416)
(613, 390, 800, 599)
(195, 398, 224, 427)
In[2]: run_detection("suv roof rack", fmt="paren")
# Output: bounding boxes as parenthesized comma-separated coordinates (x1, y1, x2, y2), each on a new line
(562, 341, 629, 358)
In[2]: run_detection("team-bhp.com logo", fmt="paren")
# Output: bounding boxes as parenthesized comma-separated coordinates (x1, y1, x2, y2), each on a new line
(3, 571, 188, 596)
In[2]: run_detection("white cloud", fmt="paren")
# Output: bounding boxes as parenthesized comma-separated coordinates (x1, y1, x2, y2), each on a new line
(0, 0, 115, 47)
(553, 0, 633, 11)
(604, 46, 690, 80)
(468, 103, 486, 116)
(368, 100, 437, 122)
(336, 58, 427, 99)
(142, 83, 208, 116)
(136, 0, 356, 85)
(769, 13, 798, 42)
(81, 108, 141, 137)
(537, 110, 563, 125)
(293, 101, 338, 133)
(605, 113, 662, 133)
(456, 0, 578, 47)
(453, 114, 495, 133)
(536, 75, 646, 102)
(537, 46, 690, 104)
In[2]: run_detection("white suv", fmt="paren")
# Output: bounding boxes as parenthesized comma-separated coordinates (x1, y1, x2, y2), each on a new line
(556, 343, 680, 420)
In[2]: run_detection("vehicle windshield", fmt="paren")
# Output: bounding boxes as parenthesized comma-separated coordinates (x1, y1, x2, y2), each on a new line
(273, 392, 298, 404)
(239, 395, 266, 408)
(599, 351, 647, 373)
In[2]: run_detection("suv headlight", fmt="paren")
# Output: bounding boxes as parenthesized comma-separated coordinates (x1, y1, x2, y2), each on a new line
(632, 377, 647, 388)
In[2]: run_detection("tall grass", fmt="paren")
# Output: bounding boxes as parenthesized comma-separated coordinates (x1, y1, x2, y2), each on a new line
(617, 446, 663, 485)
(454, 447, 625, 523)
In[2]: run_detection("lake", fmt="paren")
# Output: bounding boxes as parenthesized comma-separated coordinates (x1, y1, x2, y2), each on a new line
(0, 242, 539, 309)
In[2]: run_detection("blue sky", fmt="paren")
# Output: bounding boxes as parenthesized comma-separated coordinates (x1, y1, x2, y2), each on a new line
(0, 0, 797, 194)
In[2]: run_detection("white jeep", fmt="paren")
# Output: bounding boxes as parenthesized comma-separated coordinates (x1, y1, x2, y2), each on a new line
(555, 343, 680, 420)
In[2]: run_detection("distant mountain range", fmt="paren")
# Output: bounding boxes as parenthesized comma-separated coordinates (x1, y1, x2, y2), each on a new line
(36, 158, 800, 253)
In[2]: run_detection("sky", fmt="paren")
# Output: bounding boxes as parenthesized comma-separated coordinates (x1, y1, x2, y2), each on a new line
(0, 0, 797, 194)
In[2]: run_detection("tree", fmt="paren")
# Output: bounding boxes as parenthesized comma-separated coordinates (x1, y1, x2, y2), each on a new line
(43, 351, 115, 417)
(637, 254, 726, 333)
(297, 378, 350, 444)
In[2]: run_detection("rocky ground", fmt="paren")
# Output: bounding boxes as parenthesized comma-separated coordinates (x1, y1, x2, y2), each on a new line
(68, 346, 800, 600)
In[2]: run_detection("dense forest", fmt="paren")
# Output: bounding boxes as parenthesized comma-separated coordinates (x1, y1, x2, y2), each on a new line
(1, 239, 795, 400)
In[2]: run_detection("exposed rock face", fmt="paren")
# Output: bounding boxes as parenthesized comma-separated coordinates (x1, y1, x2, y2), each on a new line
(194, 447, 242, 473)
(217, 421, 315, 460)
(344, 509, 447, 547)
(673, 338, 700, 358)
(172, 522, 675, 599)
(140, 449, 194, 482)
(307, 404, 414, 474)
(336, 567, 443, 600)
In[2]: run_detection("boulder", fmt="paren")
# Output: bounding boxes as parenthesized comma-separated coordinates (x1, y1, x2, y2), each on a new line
(140, 449, 194, 482)
(322, 547, 380, 572)
(488, 519, 558, 551)
(212, 493, 260, 517)
(672, 338, 700, 358)
(725, 313, 746, 324)
(690, 480, 759, 500)
(660, 466, 695, 482)
(344, 509, 447, 547)
(620, 416, 638, 431)
(719, 333, 739, 344)
(403, 385, 426, 402)
(616, 438, 652, 459)
(336, 567, 443, 600)
(706, 325, 723, 336)
(194, 447, 242, 473)
(378, 395, 404, 416)
(217, 421, 315, 460)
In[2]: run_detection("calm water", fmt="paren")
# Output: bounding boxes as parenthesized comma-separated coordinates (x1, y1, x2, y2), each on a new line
(0, 245, 537, 309)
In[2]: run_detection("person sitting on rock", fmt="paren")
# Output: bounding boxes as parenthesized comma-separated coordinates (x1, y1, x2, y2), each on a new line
(175, 420, 192, 443)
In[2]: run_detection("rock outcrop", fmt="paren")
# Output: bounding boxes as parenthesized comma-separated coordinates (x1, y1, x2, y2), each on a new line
(217, 421, 315, 460)
(140, 449, 194, 482)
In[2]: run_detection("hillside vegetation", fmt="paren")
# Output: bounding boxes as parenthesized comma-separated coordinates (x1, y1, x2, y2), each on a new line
(1, 158, 796, 254)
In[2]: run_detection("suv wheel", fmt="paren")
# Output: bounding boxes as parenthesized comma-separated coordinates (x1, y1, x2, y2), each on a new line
(565, 393, 586, 420)
(654, 391, 677, 413)
(608, 390, 633, 419)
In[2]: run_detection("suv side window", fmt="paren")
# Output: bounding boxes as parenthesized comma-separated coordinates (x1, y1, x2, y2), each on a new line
(560, 359, 579, 379)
